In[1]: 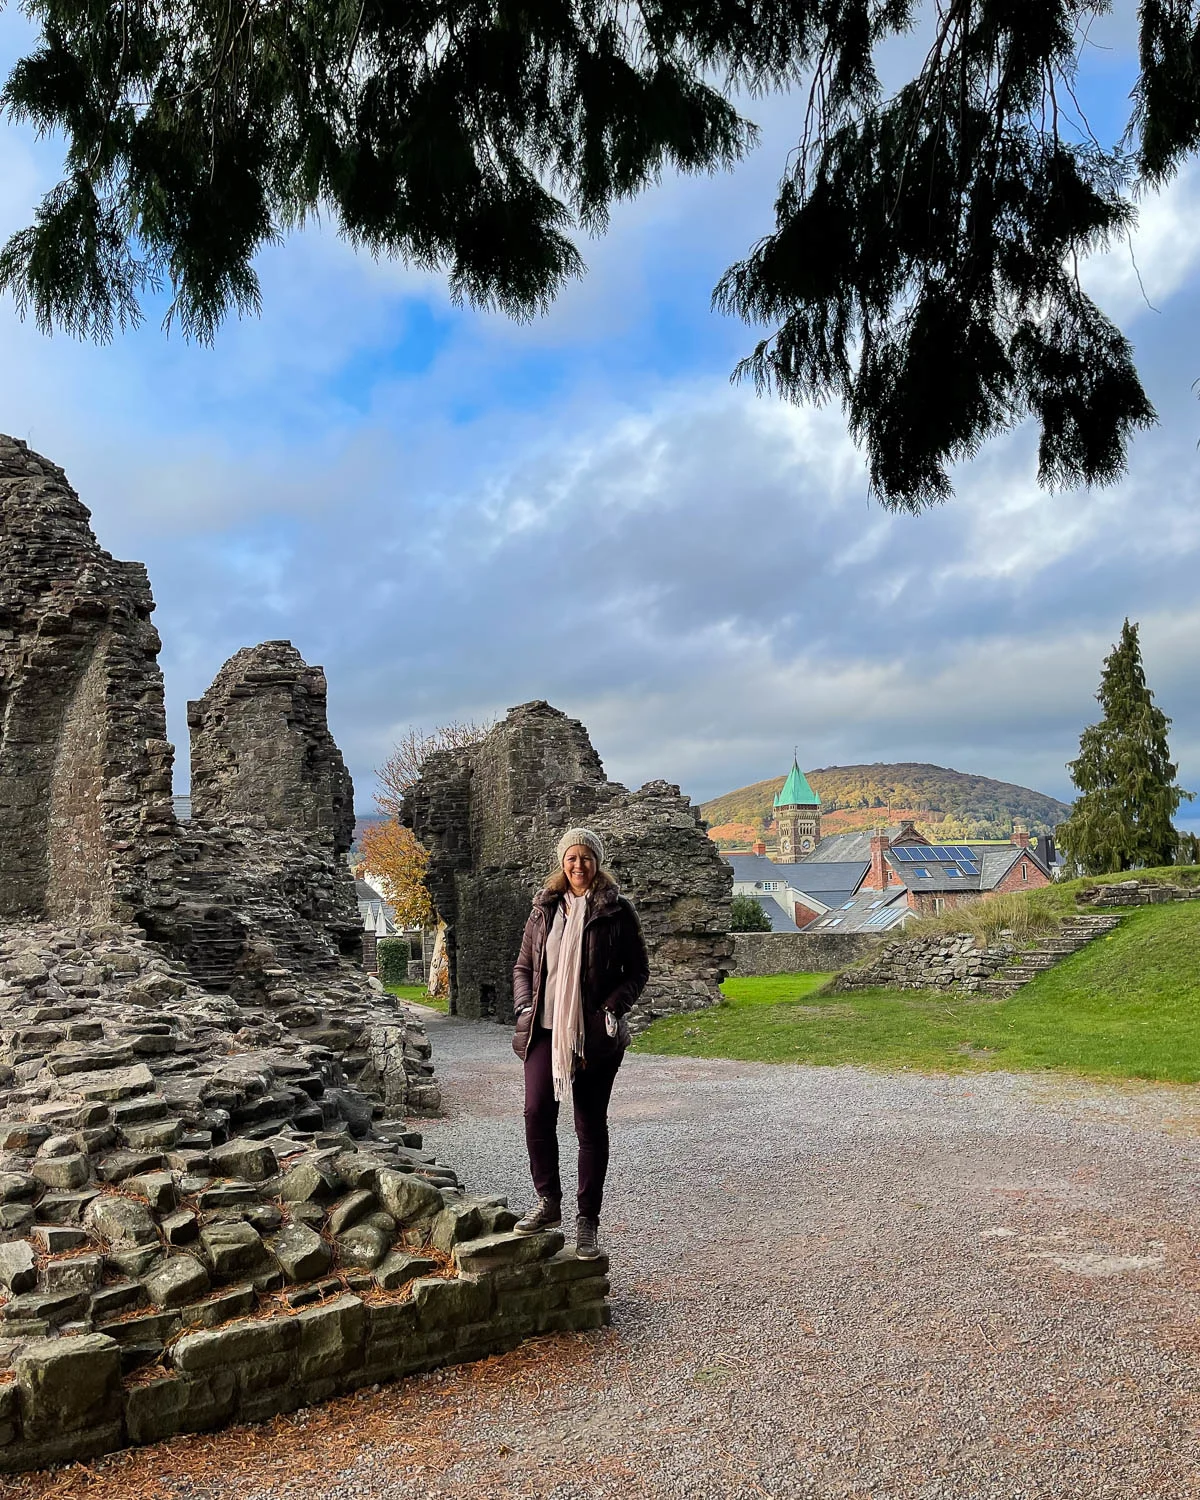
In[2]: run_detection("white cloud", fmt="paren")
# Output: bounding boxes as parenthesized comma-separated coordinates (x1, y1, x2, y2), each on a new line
(1, 6, 1195, 821)
(1082, 165, 1200, 323)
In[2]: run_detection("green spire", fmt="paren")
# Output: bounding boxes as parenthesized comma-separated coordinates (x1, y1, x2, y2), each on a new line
(774, 757, 820, 808)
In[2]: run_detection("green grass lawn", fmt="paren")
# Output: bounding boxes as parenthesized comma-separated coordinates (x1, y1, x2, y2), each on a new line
(385, 982, 446, 1012)
(632, 902, 1200, 1083)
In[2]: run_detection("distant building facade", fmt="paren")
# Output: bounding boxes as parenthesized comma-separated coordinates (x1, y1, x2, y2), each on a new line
(724, 757, 1054, 932)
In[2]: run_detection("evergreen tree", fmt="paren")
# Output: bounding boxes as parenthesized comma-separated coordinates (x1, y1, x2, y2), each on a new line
(730, 893, 773, 932)
(1057, 620, 1192, 874)
(3, 2, 1200, 506)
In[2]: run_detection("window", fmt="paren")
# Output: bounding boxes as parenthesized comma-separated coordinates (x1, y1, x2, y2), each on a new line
(1021, 863, 1028, 881)
(913, 866, 929, 878)
(840, 900, 854, 910)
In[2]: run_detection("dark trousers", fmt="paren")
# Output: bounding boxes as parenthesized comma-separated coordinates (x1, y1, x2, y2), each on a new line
(523, 1023, 622, 1221)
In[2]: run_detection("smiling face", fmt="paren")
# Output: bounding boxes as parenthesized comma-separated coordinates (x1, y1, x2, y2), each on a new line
(562, 844, 598, 896)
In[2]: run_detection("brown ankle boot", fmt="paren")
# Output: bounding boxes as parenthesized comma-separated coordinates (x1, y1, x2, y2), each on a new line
(514, 1196, 561, 1233)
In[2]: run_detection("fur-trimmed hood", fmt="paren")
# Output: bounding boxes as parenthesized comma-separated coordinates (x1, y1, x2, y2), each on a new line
(533, 874, 621, 913)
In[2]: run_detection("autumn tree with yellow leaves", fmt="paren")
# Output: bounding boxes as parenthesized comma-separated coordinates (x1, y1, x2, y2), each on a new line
(360, 719, 495, 927)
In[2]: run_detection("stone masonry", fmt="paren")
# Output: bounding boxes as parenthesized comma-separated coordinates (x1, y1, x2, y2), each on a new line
(0, 438, 176, 924)
(830, 913, 1123, 997)
(732, 930, 884, 976)
(188, 641, 355, 850)
(404, 700, 732, 1024)
(0, 438, 606, 1471)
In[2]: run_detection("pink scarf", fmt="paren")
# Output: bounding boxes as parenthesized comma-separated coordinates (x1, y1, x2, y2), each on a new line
(549, 891, 588, 1101)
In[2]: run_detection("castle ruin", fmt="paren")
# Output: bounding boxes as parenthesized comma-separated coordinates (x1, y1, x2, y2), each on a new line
(0, 438, 606, 1471)
(404, 700, 733, 1022)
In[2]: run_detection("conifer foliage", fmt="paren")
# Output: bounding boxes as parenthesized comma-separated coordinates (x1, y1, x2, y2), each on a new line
(730, 893, 774, 931)
(2, 2, 1199, 506)
(1057, 620, 1192, 874)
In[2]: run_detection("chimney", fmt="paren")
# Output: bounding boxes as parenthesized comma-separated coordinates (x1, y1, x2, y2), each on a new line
(752, 841, 767, 857)
(1011, 823, 1031, 849)
(868, 831, 891, 889)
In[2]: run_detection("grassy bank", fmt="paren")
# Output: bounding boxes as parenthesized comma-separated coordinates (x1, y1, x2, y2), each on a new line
(895, 863, 1200, 945)
(633, 901, 1200, 1082)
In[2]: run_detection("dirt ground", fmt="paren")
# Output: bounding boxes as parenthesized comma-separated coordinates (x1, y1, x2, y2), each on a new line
(6, 1013, 1199, 1500)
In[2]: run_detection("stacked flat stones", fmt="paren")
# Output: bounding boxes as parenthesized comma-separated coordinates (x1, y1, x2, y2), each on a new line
(0, 920, 608, 1471)
(832, 914, 1124, 997)
(1076, 878, 1200, 907)
(0, 920, 445, 1348)
(832, 933, 1018, 994)
(0, 438, 612, 1471)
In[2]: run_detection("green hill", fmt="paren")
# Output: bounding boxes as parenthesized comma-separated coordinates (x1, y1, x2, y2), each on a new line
(701, 762, 1071, 846)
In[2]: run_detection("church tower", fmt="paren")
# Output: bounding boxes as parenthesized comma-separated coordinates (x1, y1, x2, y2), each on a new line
(774, 756, 821, 860)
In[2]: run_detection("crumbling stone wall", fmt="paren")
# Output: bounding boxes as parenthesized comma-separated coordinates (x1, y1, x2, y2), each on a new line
(405, 701, 731, 1023)
(0, 437, 563, 1471)
(0, 437, 176, 924)
(831, 932, 1018, 993)
(0, 920, 605, 1474)
(189, 641, 354, 853)
(1075, 877, 1200, 907)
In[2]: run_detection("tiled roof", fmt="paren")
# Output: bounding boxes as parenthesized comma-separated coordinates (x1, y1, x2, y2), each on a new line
(726, 853, 790, 883)
(798, 889, 856, 910)
(798, 827, 905, 862)
(807, 888, 910, 934)
(752, 895, 801, 933)
(726, 854, 870, 900)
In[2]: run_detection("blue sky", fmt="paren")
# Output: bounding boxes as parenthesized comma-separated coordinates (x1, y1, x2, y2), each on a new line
(2, 7, 1198, 828)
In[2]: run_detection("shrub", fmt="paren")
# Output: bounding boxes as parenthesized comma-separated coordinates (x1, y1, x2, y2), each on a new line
(376, 937, 411, 984)
(904, 890, 1063, 946)
(730, 894, 773, 932)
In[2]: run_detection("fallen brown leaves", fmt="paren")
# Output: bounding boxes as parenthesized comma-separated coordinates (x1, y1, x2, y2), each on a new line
(0, 1330, 613, 1500)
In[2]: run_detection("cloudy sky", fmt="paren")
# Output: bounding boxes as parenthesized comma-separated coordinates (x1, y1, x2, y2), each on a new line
(1, 8, 1197, 825)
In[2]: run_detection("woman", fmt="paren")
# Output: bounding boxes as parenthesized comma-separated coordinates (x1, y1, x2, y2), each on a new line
(511, 827, 649, 1259)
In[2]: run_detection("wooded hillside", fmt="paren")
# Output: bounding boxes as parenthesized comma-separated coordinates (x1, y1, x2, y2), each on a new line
(701, 763, 1070, 848)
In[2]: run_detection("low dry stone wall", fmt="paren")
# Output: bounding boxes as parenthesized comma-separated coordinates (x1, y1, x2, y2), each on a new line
(1076, 878, 1200, 907)
(0, 1166, 603, 1471)
(731, 931, 884, 976)
(830, 933, 1016, 993)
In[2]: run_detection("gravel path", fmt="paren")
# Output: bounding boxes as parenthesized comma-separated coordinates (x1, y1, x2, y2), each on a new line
(18, 1012, 1200, 1500)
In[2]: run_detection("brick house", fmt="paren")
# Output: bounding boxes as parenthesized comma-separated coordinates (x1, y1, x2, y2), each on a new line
(855, 825, 1053, 916)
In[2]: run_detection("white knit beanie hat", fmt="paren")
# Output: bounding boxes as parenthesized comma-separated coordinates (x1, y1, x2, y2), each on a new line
(555, 827, 605, 867)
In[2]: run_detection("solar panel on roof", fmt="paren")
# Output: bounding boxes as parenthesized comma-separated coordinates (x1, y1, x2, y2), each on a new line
(960, 861, 980, 875)
(864, 909, 898, 927)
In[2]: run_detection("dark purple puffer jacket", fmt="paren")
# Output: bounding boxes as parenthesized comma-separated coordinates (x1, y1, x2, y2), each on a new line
(511, 879, 649, 1063)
